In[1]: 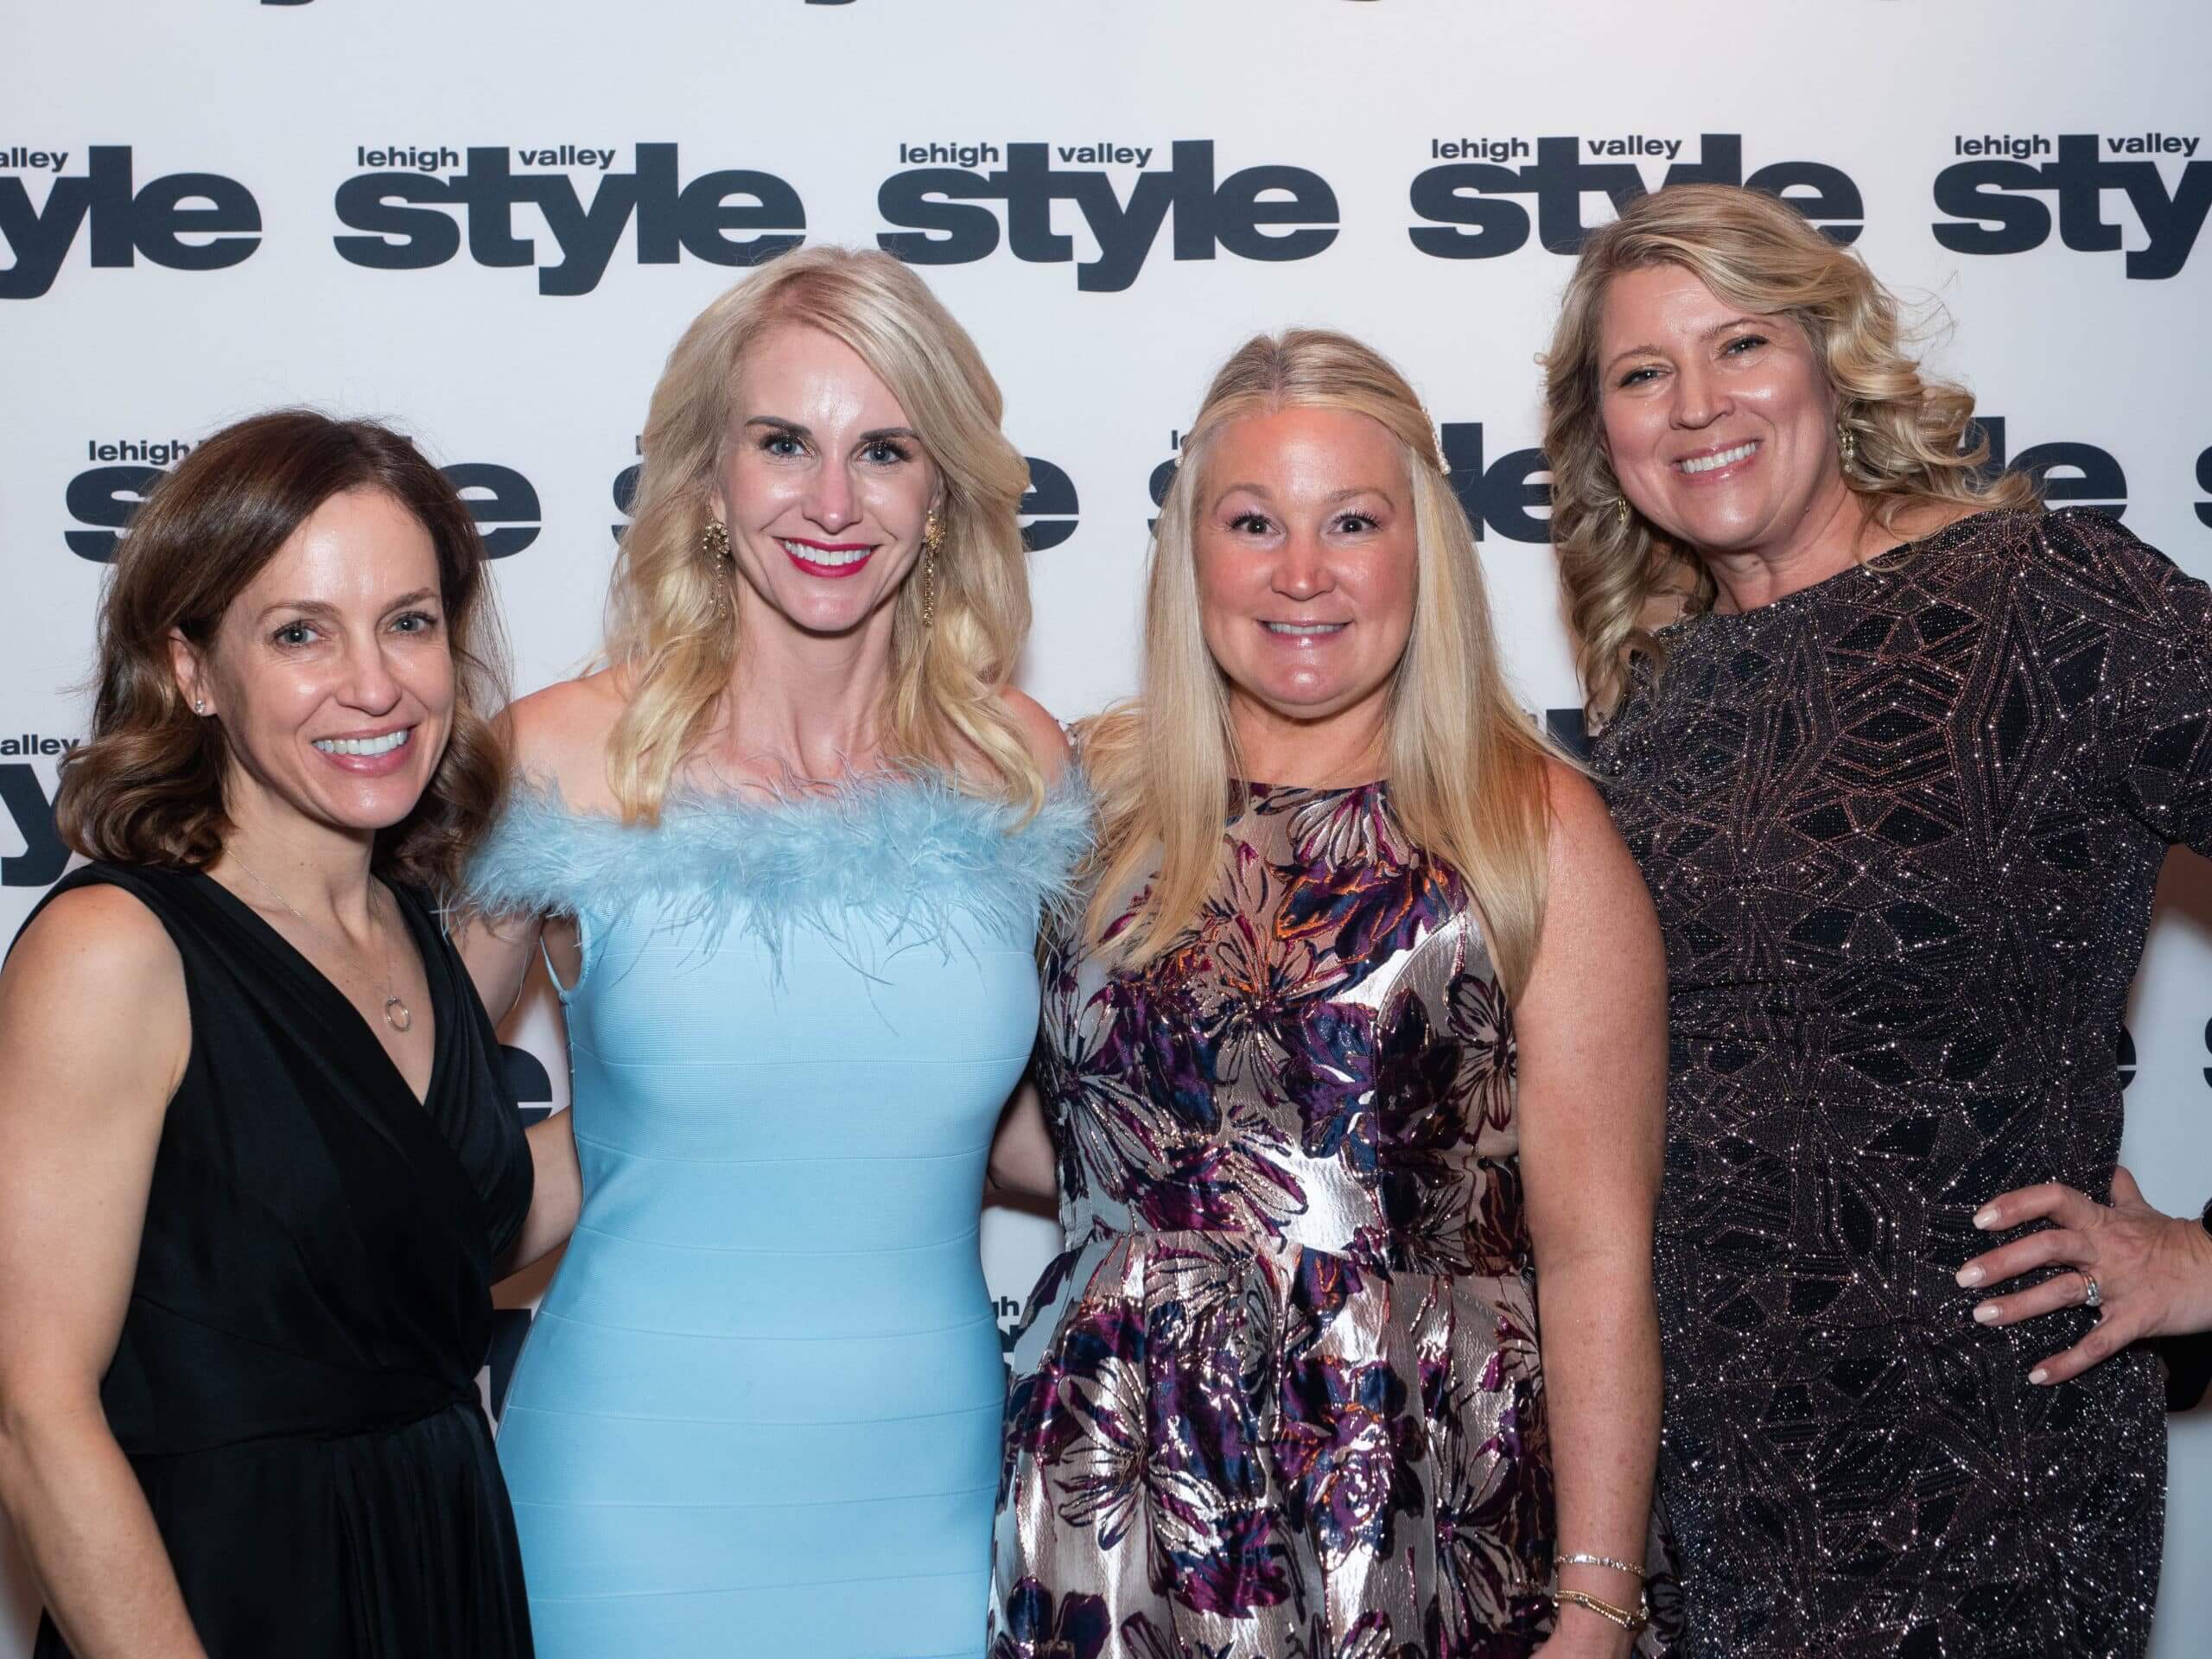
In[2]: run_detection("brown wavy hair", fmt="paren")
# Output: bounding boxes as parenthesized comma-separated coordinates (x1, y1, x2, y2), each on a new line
(1543, 182, 2039, 726)
(55, 410, 511, 893)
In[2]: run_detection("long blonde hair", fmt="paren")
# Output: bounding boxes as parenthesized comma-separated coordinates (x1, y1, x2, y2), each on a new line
(1084, 329, 1557, 995)
(1543, 182, 2040, 726)
(605, 246, 1041, 820)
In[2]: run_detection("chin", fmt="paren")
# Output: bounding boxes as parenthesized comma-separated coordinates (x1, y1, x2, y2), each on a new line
(1253, 683, 1355, 720)
(315, 777, 435, 834)
(1663, 502, 1774, 553)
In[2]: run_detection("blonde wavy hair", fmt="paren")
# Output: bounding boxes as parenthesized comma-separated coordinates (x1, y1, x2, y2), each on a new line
(1544, 182, 2039, 726)
(604, 246, 1041, 820)
(1083, 329, 1558, 994)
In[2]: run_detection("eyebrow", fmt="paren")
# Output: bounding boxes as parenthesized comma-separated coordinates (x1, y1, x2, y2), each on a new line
(253, 588, 438, 625)
(1210, 483, 1397, 512)
(1601, 316, 1766, 378)
(744, 416, 923, 447)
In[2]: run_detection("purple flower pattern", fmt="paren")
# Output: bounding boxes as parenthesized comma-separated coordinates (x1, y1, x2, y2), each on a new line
(993, 785, 1678, 1655)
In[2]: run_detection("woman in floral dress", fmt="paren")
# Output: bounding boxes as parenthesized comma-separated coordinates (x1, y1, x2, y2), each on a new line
(987, 331, 1681, 1657)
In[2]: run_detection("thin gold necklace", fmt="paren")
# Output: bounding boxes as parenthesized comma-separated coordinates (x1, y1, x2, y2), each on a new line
(227, 856, 415, 1033)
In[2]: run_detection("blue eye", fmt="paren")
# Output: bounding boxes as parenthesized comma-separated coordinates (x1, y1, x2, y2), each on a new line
(391, 611, 441, 635)
(274, 621, 317, 647)
(861, 439, 913, 465)
(760, 432, 805, 458)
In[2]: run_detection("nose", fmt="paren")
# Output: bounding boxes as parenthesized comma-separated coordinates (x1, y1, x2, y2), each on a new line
(1271, 526, 1334, 601)
(804, 461, 859, 534)
(1671, 360, 1731, 431)
(340, 632, 404, 716)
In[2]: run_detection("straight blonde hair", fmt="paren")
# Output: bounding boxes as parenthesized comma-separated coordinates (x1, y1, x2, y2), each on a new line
(1543, 183, 2039, 727)
(605, 246, 1042, 820)
(1084, 329, 1557, 995)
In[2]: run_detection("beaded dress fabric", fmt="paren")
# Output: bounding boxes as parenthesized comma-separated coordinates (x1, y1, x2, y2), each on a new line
(1587, 508, 2212, 1657)
(992, 781, 1680, 1657)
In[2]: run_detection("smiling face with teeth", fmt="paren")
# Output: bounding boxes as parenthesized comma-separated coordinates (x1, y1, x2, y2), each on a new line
(170, 486, 454, 844)
(1194, 406, 1418, 783)
(1599, 263, 1856, 581)
(713, 323, 941, 646)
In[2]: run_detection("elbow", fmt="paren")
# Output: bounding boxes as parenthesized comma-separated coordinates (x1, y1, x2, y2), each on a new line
(984, 1156, 1055, 1207)
(0, 1380, 109, 1509)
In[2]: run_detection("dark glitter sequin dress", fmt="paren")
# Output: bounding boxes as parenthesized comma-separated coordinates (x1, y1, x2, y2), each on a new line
(991, 782, 1681, 1657)
(1587, 508, 2212, 1657)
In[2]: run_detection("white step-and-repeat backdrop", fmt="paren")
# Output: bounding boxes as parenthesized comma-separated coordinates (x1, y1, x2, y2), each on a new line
(3, 2, 2208, 1650)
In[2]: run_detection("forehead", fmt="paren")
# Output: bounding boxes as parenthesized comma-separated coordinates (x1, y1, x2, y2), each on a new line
(1600, 263, 1773, 348)
(1206, 405, 1407, 495)
(231, 487, 439, 615)
(734, 323, 910, 426)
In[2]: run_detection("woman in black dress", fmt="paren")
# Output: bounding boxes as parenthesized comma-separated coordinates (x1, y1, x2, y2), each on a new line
(1543, 183, 2212, 1656)
(0, 411, 548, 1657)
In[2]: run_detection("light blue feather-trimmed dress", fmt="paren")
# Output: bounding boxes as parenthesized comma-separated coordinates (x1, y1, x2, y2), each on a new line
(466, 773, 1089, 1659)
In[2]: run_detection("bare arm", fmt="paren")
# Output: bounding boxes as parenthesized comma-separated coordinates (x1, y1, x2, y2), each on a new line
(1516, 766, 1668, 1657)
(983, 689, 1074, 1207)
(454, 914, 584, 1279)
(0, 887, 207, 1659)
(988, 1080, 1058, 1203)
(458, 683, 610, 1277)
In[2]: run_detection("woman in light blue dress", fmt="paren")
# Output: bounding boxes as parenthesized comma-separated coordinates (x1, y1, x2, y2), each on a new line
(458, 247, 1083, 1658)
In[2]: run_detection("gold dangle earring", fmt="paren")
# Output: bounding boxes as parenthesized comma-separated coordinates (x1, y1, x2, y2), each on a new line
(1837, 418, 1858, 471)
(919, 508, 945, 630)
(1614, 496, 1631, 535)
(701, 518, 734, 623)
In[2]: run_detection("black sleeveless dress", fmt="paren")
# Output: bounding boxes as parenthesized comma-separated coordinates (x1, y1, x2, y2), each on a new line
(21, 862, 535, 1659)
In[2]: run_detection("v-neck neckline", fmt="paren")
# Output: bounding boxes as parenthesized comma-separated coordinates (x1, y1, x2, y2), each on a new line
(192, 869, 449, 1115)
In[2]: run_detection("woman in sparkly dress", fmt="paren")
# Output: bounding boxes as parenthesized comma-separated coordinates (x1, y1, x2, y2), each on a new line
(1548, 183, 2212, 1656)
(989, 331, 1681, 1656)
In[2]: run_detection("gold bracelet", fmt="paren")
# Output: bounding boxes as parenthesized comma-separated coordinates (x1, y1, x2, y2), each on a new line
(1553, 1586, 1649, 1633)
(1556, 1551, 1646, 1580)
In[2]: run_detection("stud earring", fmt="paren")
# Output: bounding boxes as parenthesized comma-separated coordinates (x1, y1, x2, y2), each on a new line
(194, 698, 206, 715)
(700, 518, 734, 623)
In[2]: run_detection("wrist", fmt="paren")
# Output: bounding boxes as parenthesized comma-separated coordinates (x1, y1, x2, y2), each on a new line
(2180, 1208, 2212, 1331)
(1549, 1599, 1638, 1656)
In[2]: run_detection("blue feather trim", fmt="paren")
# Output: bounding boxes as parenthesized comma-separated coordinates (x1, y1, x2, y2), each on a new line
(463, 771, 1093, 958)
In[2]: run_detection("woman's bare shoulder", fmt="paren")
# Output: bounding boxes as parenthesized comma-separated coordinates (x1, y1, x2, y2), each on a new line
(997, 686, 1074, 785)
(504, 669, 627, 810)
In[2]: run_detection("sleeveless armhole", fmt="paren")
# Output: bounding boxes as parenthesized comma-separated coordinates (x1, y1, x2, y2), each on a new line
(540, 912, 591, 1001)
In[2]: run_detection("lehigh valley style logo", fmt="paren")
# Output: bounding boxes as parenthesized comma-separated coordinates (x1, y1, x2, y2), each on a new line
(1934, 130, 2209, 279)
(333, 144, 805, 296)
(0, 741, 76, 887)
(0, 147, 261, 300)
(875, 140, 1338, 292)
(1408, 132, 1865, 257)
(66, 439, 543, 562)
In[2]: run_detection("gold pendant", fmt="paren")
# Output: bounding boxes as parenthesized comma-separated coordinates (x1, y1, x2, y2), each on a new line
(384, 996, 414, 1033)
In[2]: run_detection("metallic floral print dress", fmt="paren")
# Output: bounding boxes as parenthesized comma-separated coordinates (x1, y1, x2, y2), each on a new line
(991, 782, 1678, 1658)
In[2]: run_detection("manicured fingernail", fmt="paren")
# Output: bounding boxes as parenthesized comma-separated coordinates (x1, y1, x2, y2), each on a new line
(2029, 1367, 2050, 1384)
(1956, 1265, 1985, 1287)
(1973, 1303, 1999, 1323)
(1973, 1207, 1999, 1230)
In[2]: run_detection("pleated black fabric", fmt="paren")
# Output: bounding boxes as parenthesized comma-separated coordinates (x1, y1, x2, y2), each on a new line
(20, 861, 534, 1659)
